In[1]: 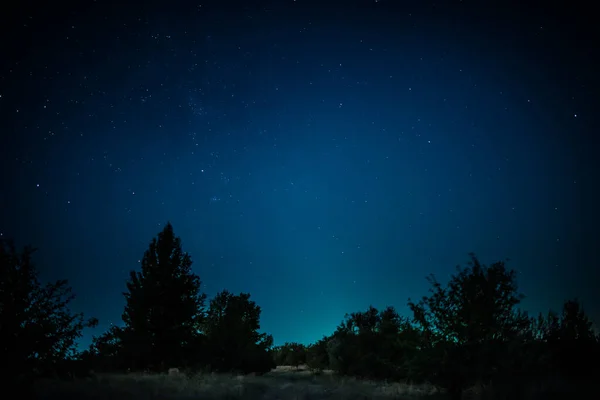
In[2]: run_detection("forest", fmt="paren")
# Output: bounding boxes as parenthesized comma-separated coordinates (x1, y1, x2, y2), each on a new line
(1, 222, 598, 399)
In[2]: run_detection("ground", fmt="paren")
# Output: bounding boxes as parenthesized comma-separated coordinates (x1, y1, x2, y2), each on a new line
(33, 365, 443, 399)
(31, 365, 590, 399)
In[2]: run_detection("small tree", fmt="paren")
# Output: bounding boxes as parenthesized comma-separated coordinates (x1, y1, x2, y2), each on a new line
(306, 337, 330, 372)
(82, 325, 127, 372)
(271, 345, 286, 365)
(325, 305, 420, 380)
(0, 239, 98, 385)
(544, 299, 600, 378)
(408, 253, 530, 399)
(120, 222, 207, 371)
(204, 290, 274, 374)
(283, 342, 306, 368)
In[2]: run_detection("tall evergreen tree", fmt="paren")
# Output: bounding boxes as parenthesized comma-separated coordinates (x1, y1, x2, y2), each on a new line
(121, 222, 206, 371)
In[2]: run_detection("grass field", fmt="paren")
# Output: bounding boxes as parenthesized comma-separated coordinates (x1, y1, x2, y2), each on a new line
(32, 365, 444, 399)
(31, 365, 592, 399)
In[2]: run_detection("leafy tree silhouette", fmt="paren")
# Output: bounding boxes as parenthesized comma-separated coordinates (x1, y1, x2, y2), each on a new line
(271, 345, 284, 366)
(204, 290, 275, 374)
(306, 336, 330, 372)
(271, 342, 306, 368)
(325, 305, 422, 380)
(81, 324, 127, 372)
(271, 345, 285, 366)
(119, 222, 207, 372)
(543, 298, 600, 379)
(408, 253, 530, 400)
(0, 239, 98, 387)
(294, 254, 598, 398)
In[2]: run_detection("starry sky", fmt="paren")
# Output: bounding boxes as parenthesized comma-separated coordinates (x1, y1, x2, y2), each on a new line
(1, 0, 599, 348)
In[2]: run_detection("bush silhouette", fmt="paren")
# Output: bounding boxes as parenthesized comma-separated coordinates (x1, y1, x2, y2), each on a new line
(272, 342, 307, 368)
(324, 305, 422, 381)
(306, 336, 330, 371)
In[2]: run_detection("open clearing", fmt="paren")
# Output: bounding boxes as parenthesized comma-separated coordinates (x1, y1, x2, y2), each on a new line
(33, 365, 444, 399)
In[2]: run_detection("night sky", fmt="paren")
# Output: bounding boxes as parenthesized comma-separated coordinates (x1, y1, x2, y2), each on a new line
(1, 0, 598, 348)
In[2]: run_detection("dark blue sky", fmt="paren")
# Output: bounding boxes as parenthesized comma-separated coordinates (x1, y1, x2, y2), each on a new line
(2, 0, 598, 347)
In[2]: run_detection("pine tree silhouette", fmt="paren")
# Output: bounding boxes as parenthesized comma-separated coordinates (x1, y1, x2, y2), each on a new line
(121, 222, 207, 371)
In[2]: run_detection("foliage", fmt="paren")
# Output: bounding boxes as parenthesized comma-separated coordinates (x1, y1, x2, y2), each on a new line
(312, 253, 600, 398)
(325, 305, 422, 381)
(408, 253, 529, 346)
(315, 253, 600, 399)
(541, 298, 600, 378)
(0, 239, 97, 385)
(84, 222, 276, 375)
(6, 217, 599, 400)
(119, 222, 207, 371)
(305, 336, 330, 371)
(272, 342, 307, 368)
(204, 290, 275, 374)
(80, 325, 127, 372)
(407, 254, 531, 397)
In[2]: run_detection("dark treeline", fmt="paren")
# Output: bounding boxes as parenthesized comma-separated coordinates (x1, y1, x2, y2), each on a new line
(1, 222, 599, 399)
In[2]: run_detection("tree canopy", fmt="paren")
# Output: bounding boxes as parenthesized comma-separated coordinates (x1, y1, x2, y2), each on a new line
(204, 290, 275, 373)
(2, 225, 598, 400)
(0, 239, 97, 386)
(83, 222, 274, 375)
(119, 222, 207, 371)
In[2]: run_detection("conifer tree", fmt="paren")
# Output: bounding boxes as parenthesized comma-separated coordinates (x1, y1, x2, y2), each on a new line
(121, 222, 206, 371)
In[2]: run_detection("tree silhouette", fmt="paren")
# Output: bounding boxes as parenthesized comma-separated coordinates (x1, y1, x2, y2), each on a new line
(325, 305, 421, 380)
(305, 336, 330, 372)
(408, 253, 530, 399)
(285, 343, 306, 368)
(120, 222, 207, 371)
(204, 290, 274, 374)
(543, 298, 600, 379)
(271, 345, 286, 366)
(272, 342, 306, 368)
(81, 325, 127, 372)
(0, 239, 97, 386)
